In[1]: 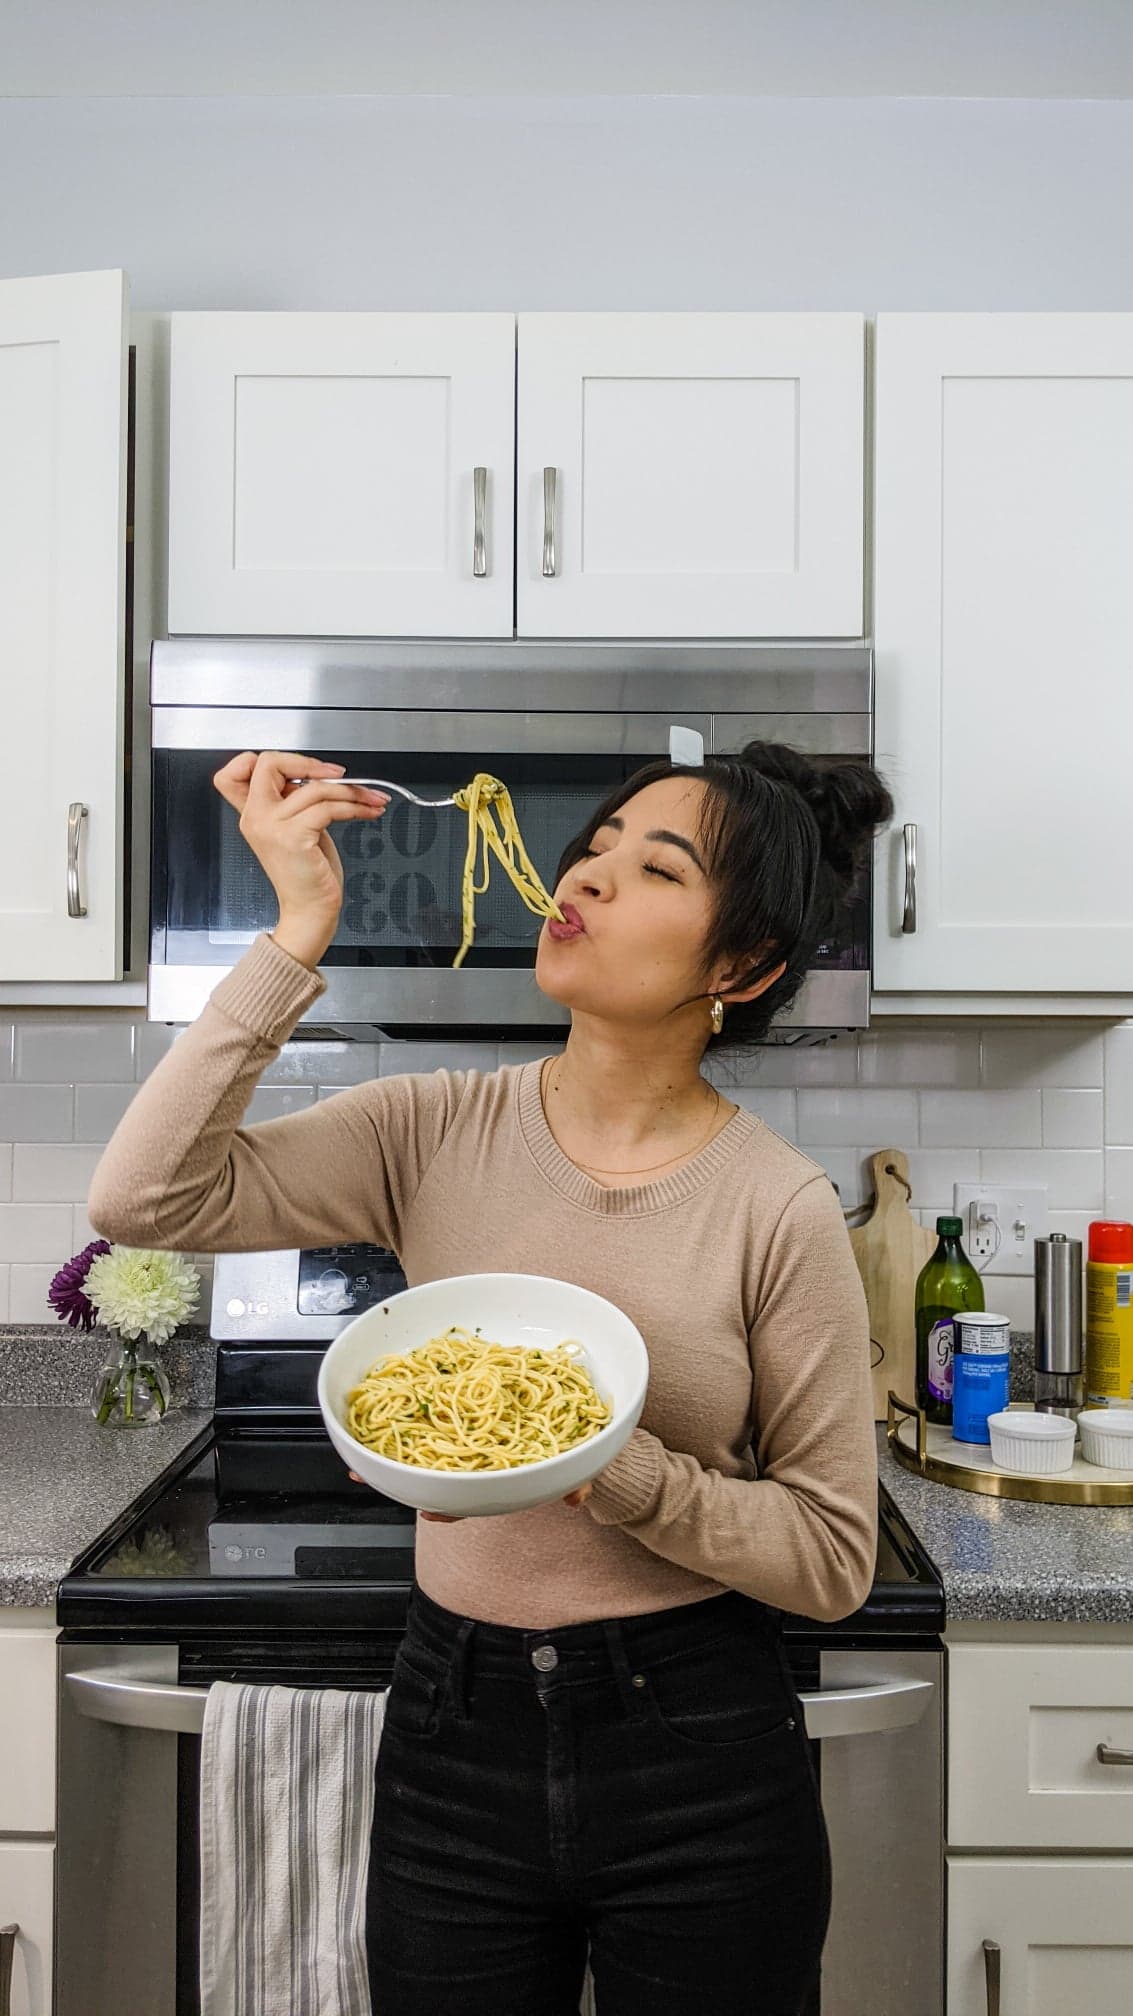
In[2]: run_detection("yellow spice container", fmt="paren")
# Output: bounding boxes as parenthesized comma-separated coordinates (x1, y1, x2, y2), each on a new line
(1085, 1220, 1133, 1407)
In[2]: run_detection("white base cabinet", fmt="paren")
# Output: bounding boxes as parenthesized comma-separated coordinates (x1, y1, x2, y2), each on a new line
(0, 1844, 53, 2016)
(947, 1858, 1133, 2016)
(0, 1617, 57, 2016)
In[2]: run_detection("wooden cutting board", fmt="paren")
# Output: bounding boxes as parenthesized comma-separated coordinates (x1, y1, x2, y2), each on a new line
(847, 1149, 937, 1421)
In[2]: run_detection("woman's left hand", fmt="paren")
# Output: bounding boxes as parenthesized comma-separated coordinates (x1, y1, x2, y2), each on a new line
(346, 1472, 593, 1521)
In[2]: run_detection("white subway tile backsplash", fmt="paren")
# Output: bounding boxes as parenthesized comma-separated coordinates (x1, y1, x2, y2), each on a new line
(379, 1041, 498, 1078)
(0, 1203, 73, 1262)
(1103, 1025, 1133, 1144)
(12, 1143, 106, 1204)
(135, 1021, 184, 1081)
(1042, 1088, 1103, 1149)
(1047, 1210, 1094, 1247)
(246, 1085, 318, 1122)
(72, 1205, 100, 1252)
(735, 1038, 858, 1089)
(980, 1026, 1104, 1089)
(797, 1089, 918, 1148)
(919, 1090, 1041, 1149)
(803, 1147, 868, 1209)
(0, 1145, 10, 1204)
(15, 1018, 135, 1084)
(0, 1084, 73, 1141)
(74, 1083, 137, 1143)
(858, 1030, 981, 1089)
(1104, 1149, 1133, 1221)
(260, 1040, 381, 1086)
(974, 1273, 1033, 1329)
(732, 1089, 798, 1141)
(0, 1026, 12, 1082)
(9, 1262, 64, 1323)
(902, 1148, 981, 1209)
(981, 1149, 1104, 1211)
(0, 1265, 7, 1320)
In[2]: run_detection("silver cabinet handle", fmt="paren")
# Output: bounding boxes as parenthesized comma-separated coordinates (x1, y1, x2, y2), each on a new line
(67, 801, 88, 918)
(1097, 1742, 1133, 1765)
(542, 466, 557, 577)
(982, 1938, 1000, 2016)
(0, 1924, 17, 2016)
(798, 1677, 932, 1741)
(473, 466, 488, 577)
(901, 821, 917, 933)
(67, 1670, 210, 1735)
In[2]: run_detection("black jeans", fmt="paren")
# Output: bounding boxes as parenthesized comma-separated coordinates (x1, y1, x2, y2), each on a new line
(366, 1582, 831, 2015)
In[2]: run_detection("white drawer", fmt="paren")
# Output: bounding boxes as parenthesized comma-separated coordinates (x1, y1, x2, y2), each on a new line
(0, 1630, 56, 1833)
(0, 1841, 53, 2016)
(949, 1643, 1133, 1850)
(947, 1856, 1133, 2016)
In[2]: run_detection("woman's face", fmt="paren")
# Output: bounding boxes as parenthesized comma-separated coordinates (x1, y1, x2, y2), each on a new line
(535, 775, 724, 1030)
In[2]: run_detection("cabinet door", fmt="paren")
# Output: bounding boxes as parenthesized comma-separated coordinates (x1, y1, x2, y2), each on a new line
(0, 268, 128, 981)
(516, 312, 863, 638)
(874, 313, 1133, 992)
(948, 1857, 1133, 2015)
(0, 1629, 57, 1833)
(0, 1842, 53, 2016)
(168, 312, 515, 637)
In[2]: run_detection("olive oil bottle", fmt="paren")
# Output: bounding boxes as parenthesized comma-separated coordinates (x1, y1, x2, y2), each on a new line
(915, 1215, 985, 1426)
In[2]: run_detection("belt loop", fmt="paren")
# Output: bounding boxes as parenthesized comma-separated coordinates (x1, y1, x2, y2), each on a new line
(601, 1619, 643, 1714)
(448, 1616, 476, 1720)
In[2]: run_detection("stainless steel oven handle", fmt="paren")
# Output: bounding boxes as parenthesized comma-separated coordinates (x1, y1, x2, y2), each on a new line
(67, 1670, 932, 1742)
(67, 1670, 211, 1735)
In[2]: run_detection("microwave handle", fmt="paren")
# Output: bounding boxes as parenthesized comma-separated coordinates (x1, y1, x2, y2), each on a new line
(67, 1668, 931, 1743)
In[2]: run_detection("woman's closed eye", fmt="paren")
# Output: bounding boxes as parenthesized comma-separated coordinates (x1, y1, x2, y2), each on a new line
(581, 848, 681, 883)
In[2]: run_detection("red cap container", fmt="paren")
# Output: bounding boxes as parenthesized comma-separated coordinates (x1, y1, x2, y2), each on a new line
(1088, 1221, 1133, 1264)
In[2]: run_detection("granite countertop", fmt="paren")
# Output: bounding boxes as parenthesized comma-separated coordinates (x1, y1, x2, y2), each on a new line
(0, 1323, 216, 1608)
(878, 1426, 1133, 1626)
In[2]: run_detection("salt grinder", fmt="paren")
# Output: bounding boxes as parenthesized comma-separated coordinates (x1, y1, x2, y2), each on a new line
(1033, 1232, 1084, 1419)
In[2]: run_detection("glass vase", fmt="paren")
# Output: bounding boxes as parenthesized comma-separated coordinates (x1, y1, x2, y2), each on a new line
(91, 1332, 171, 1429)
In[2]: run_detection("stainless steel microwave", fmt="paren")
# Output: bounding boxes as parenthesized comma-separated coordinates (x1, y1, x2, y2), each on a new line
(148, 639, 874, 1040)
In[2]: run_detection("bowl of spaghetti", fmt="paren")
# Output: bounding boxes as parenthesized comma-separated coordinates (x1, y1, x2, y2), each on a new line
(317, 1272, 650, 1516)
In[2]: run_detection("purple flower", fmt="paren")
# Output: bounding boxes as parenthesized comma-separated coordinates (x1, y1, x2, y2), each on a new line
(48, 1240, 111, 1331)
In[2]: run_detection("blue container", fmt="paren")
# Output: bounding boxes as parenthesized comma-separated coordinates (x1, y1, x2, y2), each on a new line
(952, 1313, 1011, 1444)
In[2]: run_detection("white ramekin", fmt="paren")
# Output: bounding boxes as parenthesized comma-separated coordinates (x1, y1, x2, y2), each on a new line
(1077, 1407, 1133, 1471)
(986, 1409, 1077, 1476)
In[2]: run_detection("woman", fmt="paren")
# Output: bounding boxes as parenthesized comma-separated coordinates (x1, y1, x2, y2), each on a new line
(88, 738, 893, 2016)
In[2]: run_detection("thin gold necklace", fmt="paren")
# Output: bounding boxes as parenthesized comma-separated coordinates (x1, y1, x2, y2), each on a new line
(539, 1057, 723, 1176)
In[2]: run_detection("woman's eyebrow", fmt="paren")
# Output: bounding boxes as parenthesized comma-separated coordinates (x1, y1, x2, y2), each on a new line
(594, 815, 705, 873)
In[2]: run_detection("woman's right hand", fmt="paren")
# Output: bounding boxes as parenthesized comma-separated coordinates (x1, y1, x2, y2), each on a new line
(212, 750, 389, 970)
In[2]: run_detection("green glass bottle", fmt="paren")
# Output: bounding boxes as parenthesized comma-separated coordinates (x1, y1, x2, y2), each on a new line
(915, 1215, 985, 1426)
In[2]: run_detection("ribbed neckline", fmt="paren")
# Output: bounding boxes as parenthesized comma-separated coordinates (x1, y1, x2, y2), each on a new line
(515, 1058, 760, 1218)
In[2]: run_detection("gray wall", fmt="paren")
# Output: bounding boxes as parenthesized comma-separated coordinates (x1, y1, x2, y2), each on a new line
(4, 94, 1133, 310)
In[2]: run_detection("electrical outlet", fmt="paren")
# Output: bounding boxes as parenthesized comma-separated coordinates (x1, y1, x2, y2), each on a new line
(951, 1184, 1049, 1276)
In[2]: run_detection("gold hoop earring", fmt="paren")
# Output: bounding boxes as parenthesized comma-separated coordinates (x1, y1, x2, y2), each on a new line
(710, 995, 725, 1036)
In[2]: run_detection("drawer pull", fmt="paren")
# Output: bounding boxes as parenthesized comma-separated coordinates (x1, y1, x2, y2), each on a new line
(0, 1923, 18, 2016)
(472, 466, 488, 577)
(542, 466, 557, 577)
(1097, 1742, 1133, 1766)
(982, 1938, 1000, 2016)
(901, 821, 917, 933)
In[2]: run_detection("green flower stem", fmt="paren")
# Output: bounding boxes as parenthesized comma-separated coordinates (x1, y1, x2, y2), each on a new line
(96, 1381, 117, 1426)
(138, 1364, 167, 1417)
(124, 1362, 135, 1422)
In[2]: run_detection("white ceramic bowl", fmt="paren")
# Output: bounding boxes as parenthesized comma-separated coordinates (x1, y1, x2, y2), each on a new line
(317, 1272, 649, 1516)
(986, 1408, 1077, 1476)
(1077, 1407, 1133, 1471)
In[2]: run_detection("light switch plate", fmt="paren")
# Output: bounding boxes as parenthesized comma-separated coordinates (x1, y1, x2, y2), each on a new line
(952, 1183, 1050, 1276)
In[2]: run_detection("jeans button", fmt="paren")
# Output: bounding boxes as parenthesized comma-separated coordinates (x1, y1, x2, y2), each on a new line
(531, 1644, 558, 1673)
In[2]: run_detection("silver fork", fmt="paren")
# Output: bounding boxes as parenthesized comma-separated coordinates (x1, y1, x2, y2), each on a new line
(284, 776, 458, 808)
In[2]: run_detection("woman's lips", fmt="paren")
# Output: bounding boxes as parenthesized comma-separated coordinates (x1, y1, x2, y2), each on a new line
(547, 902, 585, 941)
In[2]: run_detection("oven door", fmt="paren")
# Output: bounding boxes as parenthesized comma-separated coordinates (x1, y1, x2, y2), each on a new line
(56, 1643, 937, 2016)
(149, 705, 871, 1036)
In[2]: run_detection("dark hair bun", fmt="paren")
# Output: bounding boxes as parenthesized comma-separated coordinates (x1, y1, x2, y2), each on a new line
(737, 739, 894, 882)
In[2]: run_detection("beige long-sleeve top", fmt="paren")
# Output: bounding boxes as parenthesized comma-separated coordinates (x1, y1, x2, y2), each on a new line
(88, 933, 878, 1630)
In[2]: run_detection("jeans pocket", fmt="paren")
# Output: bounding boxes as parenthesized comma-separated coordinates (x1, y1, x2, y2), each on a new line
(383, 1646, 443, 1741)
(642, 1627, 796, 1751)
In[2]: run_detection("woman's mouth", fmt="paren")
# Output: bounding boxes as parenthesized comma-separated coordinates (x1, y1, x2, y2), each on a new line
(547, 902, 586, 941)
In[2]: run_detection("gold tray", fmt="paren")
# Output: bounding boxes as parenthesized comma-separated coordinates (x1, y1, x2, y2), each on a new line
(886, 1392, 1133, 1506)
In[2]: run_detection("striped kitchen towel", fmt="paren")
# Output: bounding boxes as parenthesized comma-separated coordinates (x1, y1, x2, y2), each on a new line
(199, 1679, 387, 2016)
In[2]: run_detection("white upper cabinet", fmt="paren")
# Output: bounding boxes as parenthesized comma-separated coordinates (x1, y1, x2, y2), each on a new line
(167, 312, 516, 637)
(874, 313, 1133, 995)
(0, 268, 129, 982)
(516, 312, 864, 638)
